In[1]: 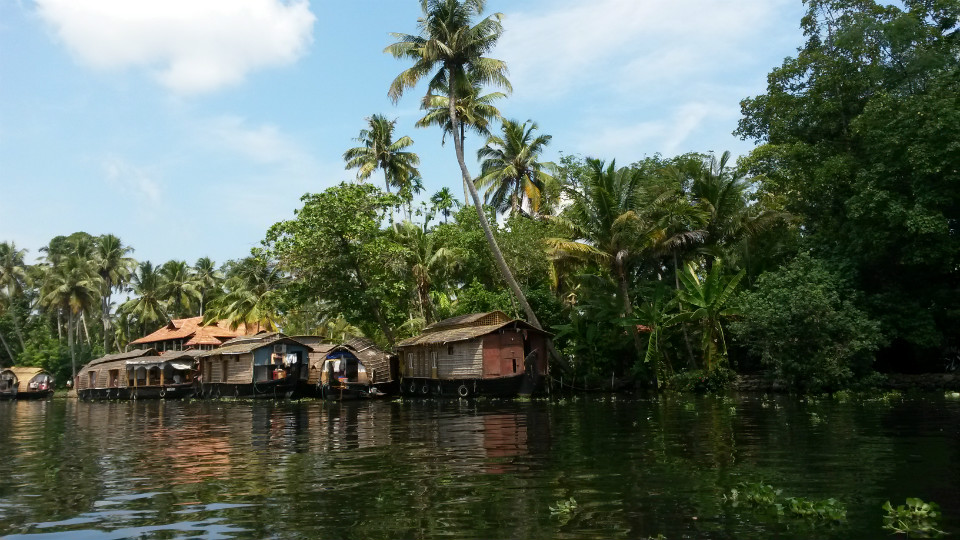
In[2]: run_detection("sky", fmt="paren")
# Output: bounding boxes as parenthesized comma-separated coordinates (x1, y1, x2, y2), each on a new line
(0, 0, 807, 266)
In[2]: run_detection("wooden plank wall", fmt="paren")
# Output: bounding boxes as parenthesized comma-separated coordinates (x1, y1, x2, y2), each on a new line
(437, 340, 482, 379)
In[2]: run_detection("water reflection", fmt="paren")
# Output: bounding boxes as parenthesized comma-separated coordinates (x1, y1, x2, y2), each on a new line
(1, 396, 959, 539)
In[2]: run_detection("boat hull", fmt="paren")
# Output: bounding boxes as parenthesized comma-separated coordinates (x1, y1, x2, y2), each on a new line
(79, 384, 197, 401)
(400, 372, 542, 398)
(199, 378, 298, 399)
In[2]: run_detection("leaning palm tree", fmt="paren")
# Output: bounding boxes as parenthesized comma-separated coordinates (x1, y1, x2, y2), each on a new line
(39, 255, 101, 380)
(343, 114, 421, 229)
(387, 0, 543, 330)
(94, 234, 136, 353)
(475, 119, 557, 218)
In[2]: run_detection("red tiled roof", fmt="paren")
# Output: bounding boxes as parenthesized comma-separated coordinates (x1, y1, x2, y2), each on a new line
(131, 317, 254, 345)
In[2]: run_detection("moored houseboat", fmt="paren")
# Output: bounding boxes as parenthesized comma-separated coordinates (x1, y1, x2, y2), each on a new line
(197, 333, 312, 399)
(77, 349, 200, 400)
(316, 337, 399, 400)
(396, 311, 550, 398)
(0, 367, 55, 400)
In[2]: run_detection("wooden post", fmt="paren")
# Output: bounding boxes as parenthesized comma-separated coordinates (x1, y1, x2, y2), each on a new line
(160, 368, 165, 387)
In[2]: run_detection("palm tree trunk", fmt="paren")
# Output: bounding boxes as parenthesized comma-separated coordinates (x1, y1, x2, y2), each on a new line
(68, 311, 77, 380)
(11, 312, 25, 350)
(57, 310, 63, 342)
(0, 330, 15, 365)
(616, 256, 654, 386)
(80, 311, 91, 345)
(102, 292, 111, 353)
(674, 252, 697, 369)
(384, 171, 399, 233)
(448, 77, 542, 331)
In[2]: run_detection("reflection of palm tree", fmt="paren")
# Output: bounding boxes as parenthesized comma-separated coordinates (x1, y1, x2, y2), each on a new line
(475, 119, 556, 218)
(387, 0, 543, 330)
(94, 234, 135, 353)
(40, 255, 100, 379)
(343, 114, 420, 229)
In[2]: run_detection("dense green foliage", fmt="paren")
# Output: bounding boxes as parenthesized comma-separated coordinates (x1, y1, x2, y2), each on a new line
(1, 0, 957, 392)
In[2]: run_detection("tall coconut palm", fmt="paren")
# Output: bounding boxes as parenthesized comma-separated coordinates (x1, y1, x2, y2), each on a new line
(39, 255, 101, 379)
(475, 119, 557, 218)
(207, 257, 284, 332)
(430, 187, 460, 223)
(395, 221, 459, 323)
(343, 114, 421, 229)
(159, 260, 200, 319)
(386, 0, 543, 330)
(94, 234, 135, 353)
(122, 261, 166, 337)
(550, 159, 663, 380)
(0, 241, 29, 351)
(193, 257, 222, 316)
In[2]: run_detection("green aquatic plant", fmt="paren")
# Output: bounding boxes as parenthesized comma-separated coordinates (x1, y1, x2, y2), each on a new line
(882, 498, 946, 538)
(550, 497, 577, 515)
(725, 483, 847, 523)
(725, 482, 781, 508)
(784, 496, 846, 521)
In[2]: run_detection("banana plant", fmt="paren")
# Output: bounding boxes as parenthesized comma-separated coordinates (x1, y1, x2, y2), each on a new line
(676, 259, 745, 371)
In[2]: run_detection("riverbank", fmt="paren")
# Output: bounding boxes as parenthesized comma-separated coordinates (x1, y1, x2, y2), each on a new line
(733, 373, 960, 392)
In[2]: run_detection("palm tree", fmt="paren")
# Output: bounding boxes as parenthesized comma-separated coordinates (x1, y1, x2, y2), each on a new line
(0, 241, 29, 351)
(94, 234, 135, 353)
(386, 0, 543, 330)
(317, 314, 364, 343)
(475, 119, 557, 218)
(430, 187, 460, 223)
(207, 257, 285, 332)
(395, 221, 460, 323)
(193, 257, 222, 316)
(39, 255, 101, 380)
(343, 114, 421, 229)
(122, 261, 166, 337)
(159, 260, 201, 319)
(676, 259, 745, 371)
(550, 159, 663, 379)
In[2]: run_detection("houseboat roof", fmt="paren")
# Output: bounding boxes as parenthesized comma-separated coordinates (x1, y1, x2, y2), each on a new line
(397, 317, 549, 348)
(130, 316, 255, 345)
(0, 367, 52, 383)
(288, 336, 336, 352)
(85, 348, 159, 369)
(198, 335, 308, 357)
(422, 311, 512, 332)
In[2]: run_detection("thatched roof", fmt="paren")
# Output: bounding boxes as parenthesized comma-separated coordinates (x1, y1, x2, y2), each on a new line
(1, 367, 53, 384)
(398, 318, 549, 348)
(422, 311, 512, 333)
(288, 336, 336, 353)
(199, 335, 307, 357)
(84, 349, 159, 369)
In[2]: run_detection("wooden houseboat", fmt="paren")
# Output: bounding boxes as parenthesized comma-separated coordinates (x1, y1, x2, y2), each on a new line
(396, 311, 550, 398)
(316, 337, 399, 400)
(77, 349, 200, 400)
(0, 367, 55, 400)
(197, 333, 312, 399)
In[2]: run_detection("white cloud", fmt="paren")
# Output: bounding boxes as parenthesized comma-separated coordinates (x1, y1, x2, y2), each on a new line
(200, 115, 309, 166)
(102, 156, 162, 204)
(499, 0, 795, 101)
(35, 0, 315, 94)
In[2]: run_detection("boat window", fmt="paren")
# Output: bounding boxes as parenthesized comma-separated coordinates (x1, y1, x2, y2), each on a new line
(447, 344, 454, 355)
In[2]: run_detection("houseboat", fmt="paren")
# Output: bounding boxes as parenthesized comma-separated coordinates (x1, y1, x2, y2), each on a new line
(0, 367, 55, 400)
(77, 349, 200, 400)
(396, 311, 550, 398)
(197, 333, 312, 399)
(316, 337, 399, 400)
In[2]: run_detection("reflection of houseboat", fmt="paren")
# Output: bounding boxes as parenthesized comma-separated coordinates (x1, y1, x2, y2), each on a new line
(77, 349, 200, 400)
(396, 311, 550, 398)
(316, 337, 399, 400)
(0, 367, 55, 400)
(197, 334, 311, 399)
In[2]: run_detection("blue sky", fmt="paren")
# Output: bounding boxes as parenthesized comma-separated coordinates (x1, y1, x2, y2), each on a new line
(0, 0, 806, 266)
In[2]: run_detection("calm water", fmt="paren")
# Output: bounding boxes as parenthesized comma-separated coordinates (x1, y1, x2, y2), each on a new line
(0, 395, 958, 539)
